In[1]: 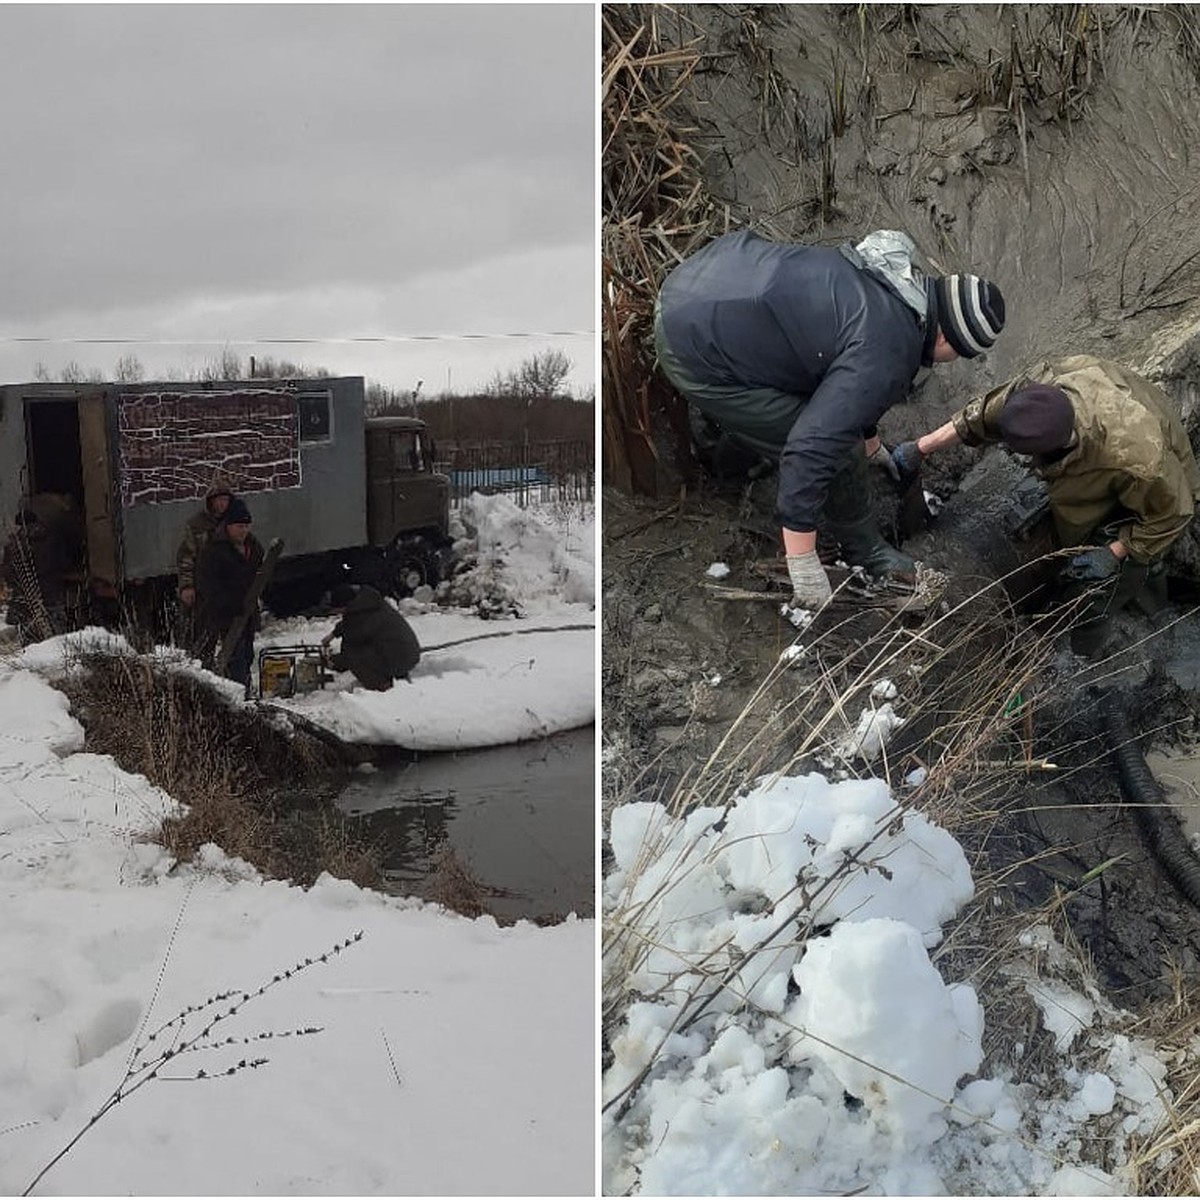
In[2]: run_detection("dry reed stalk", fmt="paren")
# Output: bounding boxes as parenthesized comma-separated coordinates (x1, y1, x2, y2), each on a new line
(603, 557, 1183, 1158)
(602, 6, 722, 495)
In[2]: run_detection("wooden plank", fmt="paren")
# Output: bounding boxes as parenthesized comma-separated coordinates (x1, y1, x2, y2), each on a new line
(77, 395, 120, 587)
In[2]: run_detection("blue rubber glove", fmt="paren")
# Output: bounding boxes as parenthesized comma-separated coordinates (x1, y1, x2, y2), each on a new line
(1062, 546, 1122, 583)
(889, 441, 924, 487)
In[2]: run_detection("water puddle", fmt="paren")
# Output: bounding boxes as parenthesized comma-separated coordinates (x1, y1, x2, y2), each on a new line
(1145, 743, 1200, 844)
(337, 726, 594, 924)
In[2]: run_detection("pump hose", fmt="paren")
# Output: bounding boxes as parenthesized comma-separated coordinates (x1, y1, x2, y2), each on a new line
(1099, 690, 1200, 907)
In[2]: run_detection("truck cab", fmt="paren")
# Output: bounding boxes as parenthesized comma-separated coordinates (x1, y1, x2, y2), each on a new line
(364, 416, 454, 594)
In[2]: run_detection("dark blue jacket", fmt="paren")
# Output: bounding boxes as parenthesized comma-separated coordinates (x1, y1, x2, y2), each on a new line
(659, 229, 928, 531)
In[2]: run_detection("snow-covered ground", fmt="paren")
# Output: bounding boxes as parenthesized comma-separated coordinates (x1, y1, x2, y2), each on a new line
(262, 492, 596, 749)
(603, 704, 1178, 1196)
(15, 493, 596, 753)
(1, 495, 596, 1196)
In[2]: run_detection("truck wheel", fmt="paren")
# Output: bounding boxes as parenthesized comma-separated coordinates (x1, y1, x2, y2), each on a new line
(388, 537, 441, 598)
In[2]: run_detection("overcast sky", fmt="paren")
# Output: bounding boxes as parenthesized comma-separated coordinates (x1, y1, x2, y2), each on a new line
(0, 4, 595, 396)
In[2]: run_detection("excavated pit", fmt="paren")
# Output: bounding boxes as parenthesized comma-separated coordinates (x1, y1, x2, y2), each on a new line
(604, 3, 1200, 1009)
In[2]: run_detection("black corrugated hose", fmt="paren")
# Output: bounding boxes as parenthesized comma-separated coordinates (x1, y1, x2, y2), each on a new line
(1099, 689, 1200, 907)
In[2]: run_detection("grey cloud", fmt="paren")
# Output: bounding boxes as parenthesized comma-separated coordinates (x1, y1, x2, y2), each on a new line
(0, 4, 594, 327)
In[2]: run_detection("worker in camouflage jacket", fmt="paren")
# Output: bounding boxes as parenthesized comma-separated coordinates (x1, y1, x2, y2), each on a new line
(654, 228, 1005, 612)
(196, 496, 265, 686)
(176, 476, 235, 651)
(895, 354, 1200, 654)
(176, 477, 235, 604)
(321, 583, 420, 691)
(1, 508, 72, 645)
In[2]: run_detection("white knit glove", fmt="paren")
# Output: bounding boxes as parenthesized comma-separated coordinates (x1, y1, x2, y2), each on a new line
(786, 550, 832, 610)
(867, 441, 901, 483)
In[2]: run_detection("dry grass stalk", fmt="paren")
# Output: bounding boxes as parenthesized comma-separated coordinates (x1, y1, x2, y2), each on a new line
(422, 844, 488, 919)
(603, 563, 1193, 1185)
(21, 932, 362, 1197)
(55, 645, 382, 889)
(602, 5, 723, 496)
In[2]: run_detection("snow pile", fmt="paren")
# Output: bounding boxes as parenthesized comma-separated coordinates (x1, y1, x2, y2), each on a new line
(604, 772, 981, 1194)
(444, 493, 594, 616)
(603, 771, 1179, 1195)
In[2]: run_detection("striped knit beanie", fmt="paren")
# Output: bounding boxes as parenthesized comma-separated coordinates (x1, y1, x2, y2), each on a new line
(935, 274, 1005, 358)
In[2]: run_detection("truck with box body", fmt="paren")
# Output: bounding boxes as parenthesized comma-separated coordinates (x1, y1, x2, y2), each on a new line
(0, 376, 453, 626)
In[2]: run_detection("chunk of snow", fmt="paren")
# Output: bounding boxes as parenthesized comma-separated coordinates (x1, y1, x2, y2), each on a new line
(786, 918, 983, 1142)
(830, 702, 906, 763)
(781, 602, 814, 630)
(1076, 1072, 1116, 1115)
(1024, 978, 1095, 1051)
(1045, 1164, 1117, 1195)
(705, 562, 731, 578)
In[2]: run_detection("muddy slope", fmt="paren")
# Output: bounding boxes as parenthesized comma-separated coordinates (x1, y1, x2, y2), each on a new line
(603, 4, 1200, 1005)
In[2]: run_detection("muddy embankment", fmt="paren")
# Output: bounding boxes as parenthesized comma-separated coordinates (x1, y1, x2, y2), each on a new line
(603, 4, 1200, 1004)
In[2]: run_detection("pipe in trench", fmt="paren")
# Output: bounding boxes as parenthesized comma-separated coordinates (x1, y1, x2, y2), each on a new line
(1099, 689, 1200, 908)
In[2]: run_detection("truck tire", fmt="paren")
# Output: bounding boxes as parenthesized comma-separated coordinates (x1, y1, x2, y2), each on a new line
(387, 536, 442, 598)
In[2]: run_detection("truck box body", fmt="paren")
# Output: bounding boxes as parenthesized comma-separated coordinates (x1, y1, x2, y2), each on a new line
(0, 377, 368, 584)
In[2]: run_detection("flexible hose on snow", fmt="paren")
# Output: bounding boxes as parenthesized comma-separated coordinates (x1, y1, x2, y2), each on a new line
(1099, 690, 1200, 908)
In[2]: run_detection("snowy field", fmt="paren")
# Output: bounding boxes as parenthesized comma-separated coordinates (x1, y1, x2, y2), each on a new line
(603, 691, 1178, 1196)
(1, 495, 597, 1196)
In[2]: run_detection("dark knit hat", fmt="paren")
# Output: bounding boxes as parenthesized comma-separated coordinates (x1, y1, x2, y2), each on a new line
(222, 496, 252, 525)
(328, 583, 357, 609)
(935, 274, 1006, 358)
(997, 384, 1075, 454)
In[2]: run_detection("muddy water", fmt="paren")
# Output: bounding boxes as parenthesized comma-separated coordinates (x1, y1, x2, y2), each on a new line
(336, 727, 594, 924)
(1145, 744, 1200, 844)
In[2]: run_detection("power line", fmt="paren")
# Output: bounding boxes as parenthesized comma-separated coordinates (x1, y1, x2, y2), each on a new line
(0, 330, 594, 347)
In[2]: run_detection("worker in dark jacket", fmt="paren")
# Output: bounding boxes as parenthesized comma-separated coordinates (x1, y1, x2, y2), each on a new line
(321, 583, 420, 691)
(655, 228, 1005, 610)
(196, 496, 265, 686)
(176, 475, 235, 608)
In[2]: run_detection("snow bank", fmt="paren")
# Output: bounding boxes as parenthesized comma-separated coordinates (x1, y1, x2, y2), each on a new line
(444, 493, 594, 615)
(604, 769, 1177, 1196)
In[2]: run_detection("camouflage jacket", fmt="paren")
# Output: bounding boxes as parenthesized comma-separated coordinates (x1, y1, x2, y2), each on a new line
(952, 355, 1200, 563)
(175, 508, 221, 593)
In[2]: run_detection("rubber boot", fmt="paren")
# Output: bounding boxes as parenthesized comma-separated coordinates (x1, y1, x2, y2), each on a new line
(824, 446, 916, 581)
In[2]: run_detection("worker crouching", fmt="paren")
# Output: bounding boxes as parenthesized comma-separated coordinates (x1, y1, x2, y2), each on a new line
(322, 584, 421, 691)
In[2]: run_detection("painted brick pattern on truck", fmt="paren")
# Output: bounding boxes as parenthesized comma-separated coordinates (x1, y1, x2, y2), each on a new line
(118, 390, 301, 508)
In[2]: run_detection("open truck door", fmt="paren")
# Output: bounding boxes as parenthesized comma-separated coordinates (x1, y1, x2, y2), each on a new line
(77, 392, 120, 592)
